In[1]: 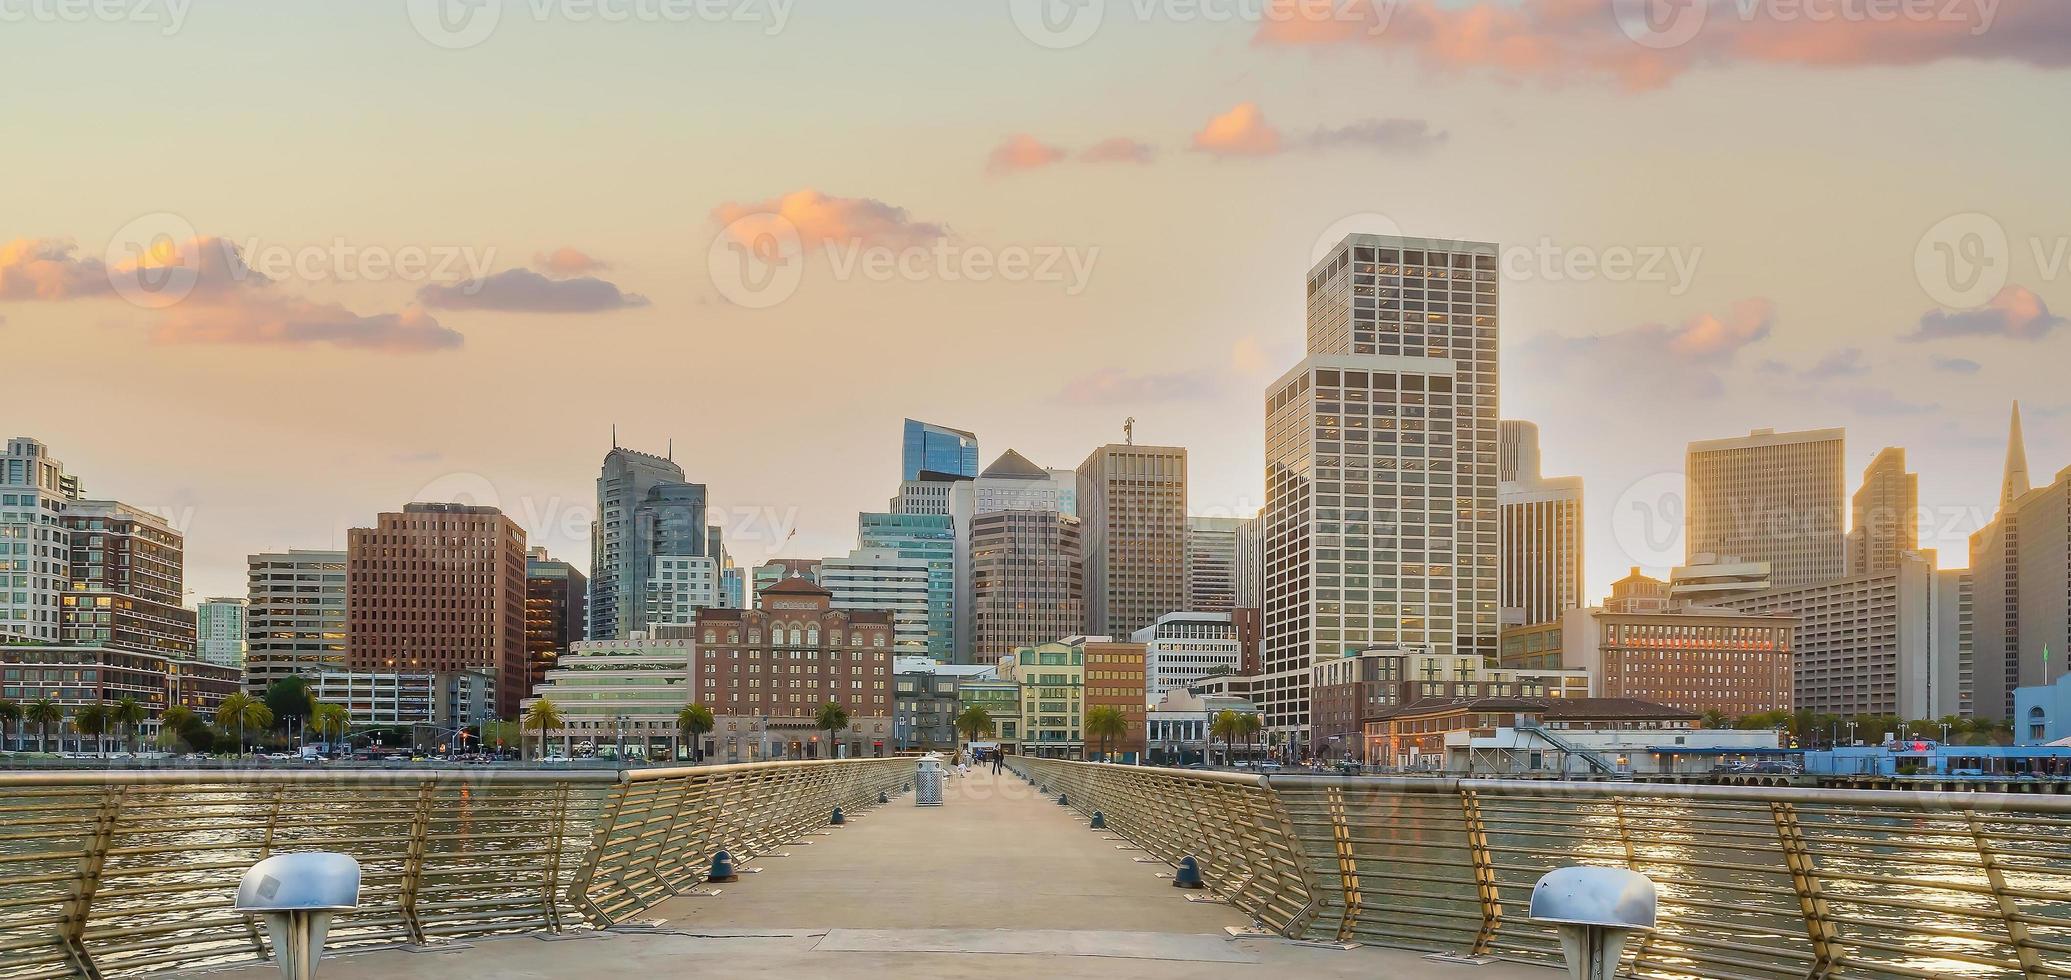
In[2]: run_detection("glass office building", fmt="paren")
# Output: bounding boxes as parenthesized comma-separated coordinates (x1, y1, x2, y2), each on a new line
(901, 419, 979, 481)
(859, 512, 956, 661)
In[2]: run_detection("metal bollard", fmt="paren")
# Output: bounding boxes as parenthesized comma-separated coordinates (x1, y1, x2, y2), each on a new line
(1057, 793, 1069, 806)
(1090, 810, 1106, 829)
(1529, 866, 1658, 980)
(831, 806, 846, 825)
(879, 790, 889, 804)
(1172, 855, 1205, 889)
(235, 852, 361, 980)
(708, 850, 740, 883)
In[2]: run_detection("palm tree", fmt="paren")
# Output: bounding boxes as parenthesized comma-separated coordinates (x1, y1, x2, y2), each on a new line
(0, 698, 19, 753)
(74, 703, 109, 757)
(954, 705, 993, 755)
(110, 697, 147, 754)
(215, 693, 273, 758)
(676, 703, 715, 762)
(25, 697, 62, 753)
(522, 698, 562, 762)
(815, 701, 850, 759)
(1085, 705, 1127, 762)
(311, 703, 350, 750)
(1210, 710, 1240, 766)
(1235, 712, 1263, 763)
(159, 705, 197, 751)
(1700, 708, 1730, 730)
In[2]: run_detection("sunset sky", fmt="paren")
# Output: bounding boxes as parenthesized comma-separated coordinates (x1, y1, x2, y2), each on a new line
(5, 0, 2070, 604)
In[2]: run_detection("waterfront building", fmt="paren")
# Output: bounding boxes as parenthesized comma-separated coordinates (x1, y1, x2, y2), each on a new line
(1685, 427, 1847, 589)
(0, 644, 238, 746)
(1850, 447, 1920, 576)
(1308, 647, 1591, 760)
(311, 667, 494, 730)
(1261, 234, 1502, 750)
(1185, 516, 1243, 613)
(1720, 550, 1955, 718)
(59, 499, 196, 659)
(521, 631, 694, 759)
(1004, 641, 1084, 757)
(901, 418, 979, 481)
(1146, 687, 1263, 765)
(346, 503, 528, 718)
(692, 577, 894, 760)
(195, 597, 246, 669)
(0, 437, 77, 644)
(524, 548, 586, 698)
(1560, 605, 1796, 716)
(243, 550, 348, 695)
(1077, 443, 1187, 638)
(1132, 611, 1245, 702)
(1363, 696, 1775, 774)
(859, 511, 956, 660)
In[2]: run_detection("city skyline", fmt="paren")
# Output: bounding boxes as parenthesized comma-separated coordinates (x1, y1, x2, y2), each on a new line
(4, 3, 2068, 613)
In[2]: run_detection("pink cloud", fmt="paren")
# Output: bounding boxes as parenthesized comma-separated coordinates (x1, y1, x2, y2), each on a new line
(986, 134, 1069, 174)
(154, 295, 460, 352)
(1080, 137, 1157, 164)
(1192, 102, 1283, 157)
(1253, 0, 2065, 91)
(533, 247, 608, 276)
(1909, 284, 2066, 341)
(711, 189, 949, 251)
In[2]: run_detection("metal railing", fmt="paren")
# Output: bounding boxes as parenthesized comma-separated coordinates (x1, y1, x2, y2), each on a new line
(1015, 757, 2071, 979)
(0, 757, 911, 980)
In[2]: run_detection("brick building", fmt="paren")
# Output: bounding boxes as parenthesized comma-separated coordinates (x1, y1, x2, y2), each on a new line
(1077, 636, 1147, 761)
(692, 577, 894, 760)
(347, 503, 528, 718)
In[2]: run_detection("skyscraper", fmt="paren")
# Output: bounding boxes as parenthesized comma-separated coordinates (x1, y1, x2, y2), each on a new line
(196, 598, 248, 668)
(590, 444, 686, 640)
(1262, 234, 1501, 746)
(244, 550, 348, 695)
(525, 547, 587, 699)
(901, 418, 979, 481)
(859, 511, 956, 660)
(1848, 446, 1919, 576)
(1185, 516, 1245, 612)
(1077, 443, 1188, 637)
(347, 503, 528, 718)
(964, 450, 1082, 663)
(1685, 427, 1847, 590)
(60, 500, 197, 658)
(1498, 420, 1582, 628)
(1971, 402, 2069, 721)
(819, 547, 932, 655)
(1, 437, 77, 644)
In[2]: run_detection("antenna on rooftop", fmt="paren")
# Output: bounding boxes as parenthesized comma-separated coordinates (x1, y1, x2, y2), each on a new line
(1124, 417, 1135, 446)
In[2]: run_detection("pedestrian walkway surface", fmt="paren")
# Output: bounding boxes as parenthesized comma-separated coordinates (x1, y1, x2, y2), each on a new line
(196, 766, 1549, 979)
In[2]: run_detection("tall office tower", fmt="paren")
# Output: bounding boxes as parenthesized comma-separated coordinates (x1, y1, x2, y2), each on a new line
(1972, 403, 2070, 720)
(820, 547, 932, 655)
(859, 511, 956, 660)
(1, 437, 78, 643)
(1497, 420, 1582, 627)
(1849, 447, 1920, 576)
(1686, 427, 1846, 590)
(1262, 234, 1501, 746)
(1233, 514, 1264, 610)
(901, 418, 979, 481)
(1046, 468, 1080, 518)
(525, 547, 587, 699)
(60, 500, 197, 657)
(244, 550, 348, 694)
(589, 443, 686, 640)
(1723, 551, 1947, 718)
(1937, 568, 1975, 718)
(195, 598, 248, 668)
(1498, 419, 1541, 484)
(347, 503, 528, 718)
(965, 450, 1082, 663)
(1077, 444, 1188, 637)
(1185, 516, 1244, 612)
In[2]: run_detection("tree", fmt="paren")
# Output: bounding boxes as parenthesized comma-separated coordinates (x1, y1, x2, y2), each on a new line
(1086, 705, 1127, 762)
(1211, 710, 1241, 766)
(954, 705, 993, 752)
(311, 703, 350, 749)
(1235, 712, 1263, 762)
(676, 704, 715, 761)
(263, 677, 316, 737)
(158, 705, 198, 751)
(1699, 708, 1730, 730)
(25, 697, 62, 753)
(110, 697, 147, 754)
(522, 698, 562, 762)
(815, 702, 850, 759)
(0, 698, 19, 753)
(74, 703, 109, 757)
(215, 693, 273, 757)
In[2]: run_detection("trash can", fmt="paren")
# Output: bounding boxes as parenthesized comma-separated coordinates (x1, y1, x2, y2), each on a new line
(915, 753, 945, 806)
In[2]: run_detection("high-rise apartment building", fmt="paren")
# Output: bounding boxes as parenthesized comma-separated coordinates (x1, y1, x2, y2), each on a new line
(1077, 443, 1187, 637)
(347, 503, 528, 718)
(196, 597, 247, 668)
(859, 512, 956, 660)
(901, 418, 979, 481)
(1185, 516, 1244, 612)
(1497, 420, 1581, 628)
(1561, 605, 1796, 716)
(1849, 447, 1919, 576)
(963, 450, 1083, 663)
(820, 547, 932, 656)
(1, 437, 78, 644)
(525, 547, 587, 699)
(1972, 403, 2071, 721)
(589, 443, 687, 641)
(1686, 427, 1846, 590)
(59, 500, 196, 658)
(1722, 551, 1952, 718)
(244, 550, 348, 694)
(1261, 234, 1500, 746)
